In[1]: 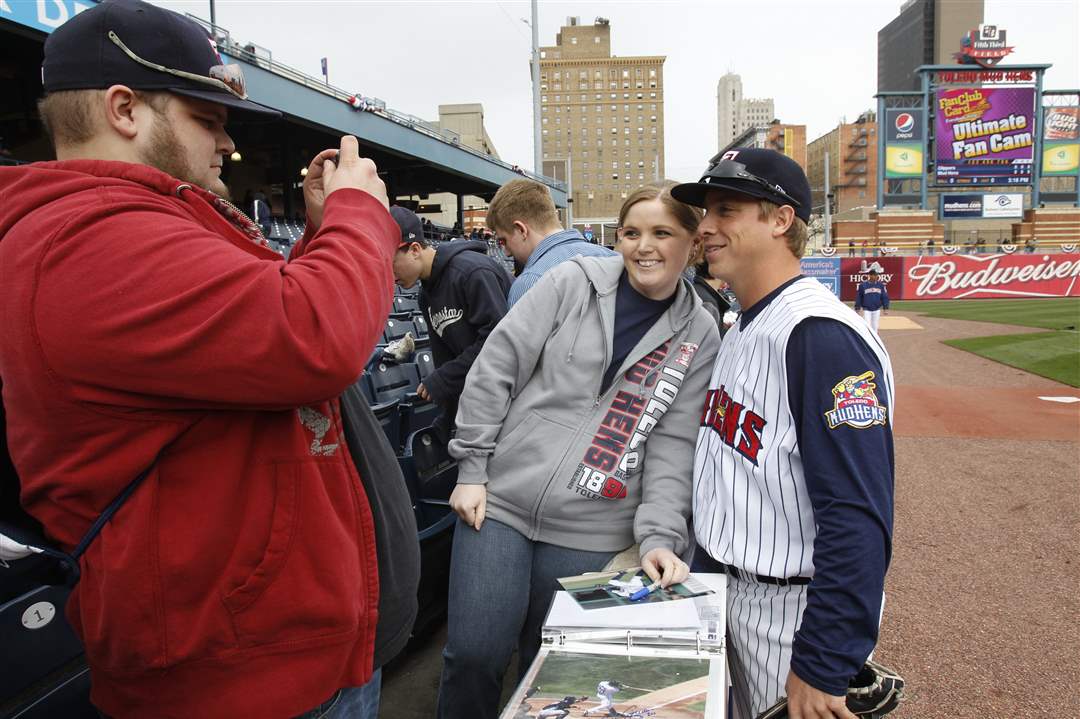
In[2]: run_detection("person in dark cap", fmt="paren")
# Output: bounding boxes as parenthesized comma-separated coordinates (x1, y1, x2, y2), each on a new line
(672, 148, 896, 719)
(0, 1, 399, 717)
(389, 206, 512, 442)
(854, 269, 890, 334)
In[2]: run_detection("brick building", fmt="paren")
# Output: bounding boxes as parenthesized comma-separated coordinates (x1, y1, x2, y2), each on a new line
(807, 111, 879, 215)
(539, 17, 665, 227)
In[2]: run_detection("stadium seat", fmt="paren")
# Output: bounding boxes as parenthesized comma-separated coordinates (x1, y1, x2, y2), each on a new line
(0, 582, 92, 716)
(393, 295, 420, 315)
(400, 394, 439, 446)
(415, 350, 436, 379)
(404, 427, 457, 537)
(363, 344, 388, 376)
(411, 315, 430, 342)
(358, 374, 402, 448)
(367, 361, 421, 403)
(383, 318, 412, 344)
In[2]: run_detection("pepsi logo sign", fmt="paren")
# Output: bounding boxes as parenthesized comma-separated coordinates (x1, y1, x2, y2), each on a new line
(887, 110, 920, 142)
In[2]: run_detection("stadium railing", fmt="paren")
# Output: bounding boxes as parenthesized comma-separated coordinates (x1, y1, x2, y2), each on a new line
(183, 14, 566, 193)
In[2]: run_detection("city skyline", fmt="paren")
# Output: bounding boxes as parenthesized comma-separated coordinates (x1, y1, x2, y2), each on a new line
(153, 0, 1079, 183)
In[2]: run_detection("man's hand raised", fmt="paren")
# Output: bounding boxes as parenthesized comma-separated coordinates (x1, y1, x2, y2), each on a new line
(302, 135, 388, 231)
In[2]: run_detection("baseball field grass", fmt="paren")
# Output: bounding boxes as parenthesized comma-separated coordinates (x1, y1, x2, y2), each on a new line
(891, 298, 1080, 387)
(889, 298, 1080, 331)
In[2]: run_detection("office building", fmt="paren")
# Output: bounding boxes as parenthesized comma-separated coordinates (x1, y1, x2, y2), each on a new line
(720, 122, 807, 172)
(877, 0, 984, 92)
(716, 73, 775, 153)
(539, 17, 666, 226)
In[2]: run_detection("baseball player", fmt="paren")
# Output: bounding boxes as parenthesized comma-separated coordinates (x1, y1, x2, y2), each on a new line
(537, 696, 584, 719)
(672, 149, 895, 719)
(584, 680, 623, 717)
(854, 270, 890, 334)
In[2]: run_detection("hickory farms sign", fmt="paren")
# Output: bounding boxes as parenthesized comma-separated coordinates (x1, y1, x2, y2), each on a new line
(904, 254, 1080, 299)
(840, 257, 904, 302)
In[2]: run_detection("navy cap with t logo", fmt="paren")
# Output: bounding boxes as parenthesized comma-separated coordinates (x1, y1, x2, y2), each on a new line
(671, 148, 812, 223)
(42, 0, 279, 117)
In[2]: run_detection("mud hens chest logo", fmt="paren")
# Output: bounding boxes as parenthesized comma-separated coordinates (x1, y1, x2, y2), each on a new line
(825, 371, 888, 430)
(700, 386, 767, 465)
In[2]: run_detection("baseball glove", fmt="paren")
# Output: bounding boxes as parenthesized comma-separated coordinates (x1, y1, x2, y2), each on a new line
(755, 660, 905, 719)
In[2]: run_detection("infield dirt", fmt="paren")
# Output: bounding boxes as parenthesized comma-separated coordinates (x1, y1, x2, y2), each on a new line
(874, 312, 1079, 719)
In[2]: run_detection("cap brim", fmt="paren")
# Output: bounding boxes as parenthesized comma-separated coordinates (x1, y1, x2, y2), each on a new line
(671, 179, 774, 208)
(169, 88, 281, 119)
(671, 178, 810, 222)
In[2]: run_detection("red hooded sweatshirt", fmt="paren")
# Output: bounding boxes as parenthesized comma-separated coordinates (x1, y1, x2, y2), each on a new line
(0, 160, 397, 718)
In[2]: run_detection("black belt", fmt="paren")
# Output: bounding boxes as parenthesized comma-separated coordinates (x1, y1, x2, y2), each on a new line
(719, 562, 811, 587)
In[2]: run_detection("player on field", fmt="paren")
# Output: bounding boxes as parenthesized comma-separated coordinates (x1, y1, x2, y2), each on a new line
(583, 680, 623, 717)
(673, 149, 895, 719)
(854, 269, 890, 334)
(537, 695, 585, 719)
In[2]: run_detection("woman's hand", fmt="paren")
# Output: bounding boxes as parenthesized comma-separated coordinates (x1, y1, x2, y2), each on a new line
(641, 547, 689, 587)
(449, 483, 487, 530)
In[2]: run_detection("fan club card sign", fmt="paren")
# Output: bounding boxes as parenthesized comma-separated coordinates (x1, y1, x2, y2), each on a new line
(935, 87, 1036, 186)
(840, 257, 904, 302)
(903, 254, 1080, 299)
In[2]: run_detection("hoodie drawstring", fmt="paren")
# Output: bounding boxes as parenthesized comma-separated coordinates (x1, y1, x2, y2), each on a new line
(566, 291, 593, 363)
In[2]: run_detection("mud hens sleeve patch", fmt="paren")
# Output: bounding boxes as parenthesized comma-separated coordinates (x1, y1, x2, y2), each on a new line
(824, 371, 888, 430)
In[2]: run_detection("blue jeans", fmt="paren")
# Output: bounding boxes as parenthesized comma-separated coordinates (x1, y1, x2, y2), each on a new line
(295, 669, 382, 719)
(436, 519, 614, 719)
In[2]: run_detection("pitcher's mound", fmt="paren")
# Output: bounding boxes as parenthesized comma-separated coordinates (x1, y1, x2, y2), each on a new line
(879, 316, 923, 330)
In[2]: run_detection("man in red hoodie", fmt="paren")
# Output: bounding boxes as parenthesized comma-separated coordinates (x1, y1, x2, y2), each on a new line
(0, 1, 399, 717)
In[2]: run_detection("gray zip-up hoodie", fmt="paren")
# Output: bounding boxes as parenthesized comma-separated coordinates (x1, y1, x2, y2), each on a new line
(450, 254, 721, 558)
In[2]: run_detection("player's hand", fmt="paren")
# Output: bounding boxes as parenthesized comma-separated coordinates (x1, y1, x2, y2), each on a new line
(785, 671, 857, 719)
(640, 547, 689, 588)
(417, 383, 430, 401)
(450, 483, 487, 530)
(303, 136, 388, 231)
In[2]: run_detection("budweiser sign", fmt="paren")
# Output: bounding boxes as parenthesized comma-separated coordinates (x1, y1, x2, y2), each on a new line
(904, 254, 1080, 299)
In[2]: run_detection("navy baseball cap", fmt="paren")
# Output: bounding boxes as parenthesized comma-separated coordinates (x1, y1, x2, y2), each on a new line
(42, 0, 279, 118)
(671, 148, 812, 223)
(390, 206, 425, 246)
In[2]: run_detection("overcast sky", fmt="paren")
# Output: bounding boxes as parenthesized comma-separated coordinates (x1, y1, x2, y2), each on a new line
(154, 0, 1079, 181)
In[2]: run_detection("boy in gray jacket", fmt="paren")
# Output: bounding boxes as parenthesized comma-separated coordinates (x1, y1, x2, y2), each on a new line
(436, 184, 721, 719)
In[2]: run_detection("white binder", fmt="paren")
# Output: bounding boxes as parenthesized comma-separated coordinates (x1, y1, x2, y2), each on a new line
(499, 573, 728, 719)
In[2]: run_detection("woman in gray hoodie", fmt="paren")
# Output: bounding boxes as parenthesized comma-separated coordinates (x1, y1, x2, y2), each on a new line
(436, 184, 721, 719)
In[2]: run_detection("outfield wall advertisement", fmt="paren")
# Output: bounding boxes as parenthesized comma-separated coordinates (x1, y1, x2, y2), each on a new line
(839, 257, 904, 302)
(935, 87, 1036, 186)
(829, 255, 1080, 300)
(800, 258, 841, 297)
(902, 254, 1080, 299)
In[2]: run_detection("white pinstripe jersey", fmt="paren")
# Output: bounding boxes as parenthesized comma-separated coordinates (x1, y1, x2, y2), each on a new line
(692, 277, 894, 579)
